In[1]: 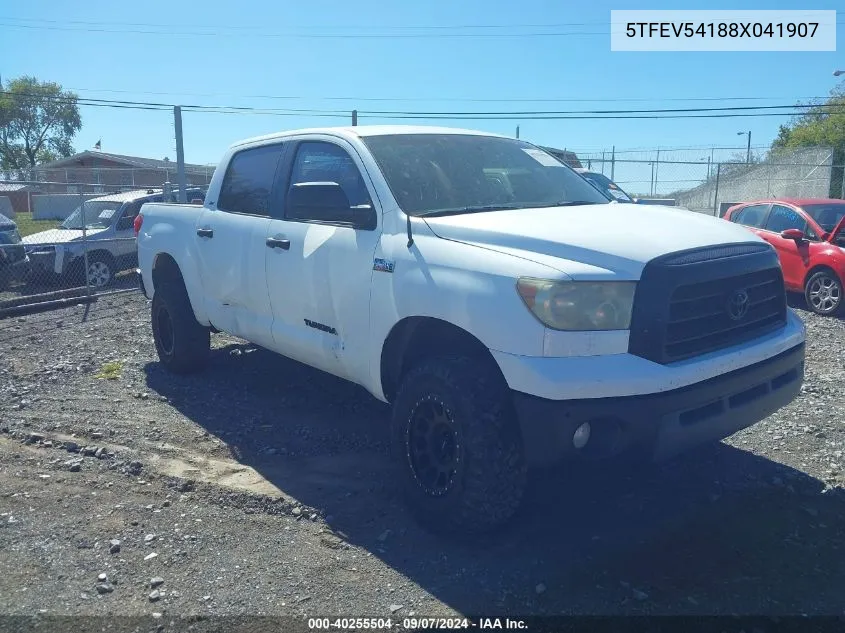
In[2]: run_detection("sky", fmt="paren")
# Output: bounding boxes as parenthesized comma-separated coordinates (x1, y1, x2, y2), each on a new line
(1, 0, 843, 191)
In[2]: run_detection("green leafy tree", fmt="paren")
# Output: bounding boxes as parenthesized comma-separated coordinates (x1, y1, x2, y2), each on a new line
(0, 76, 82, 169)
(771, 84, 845, 196)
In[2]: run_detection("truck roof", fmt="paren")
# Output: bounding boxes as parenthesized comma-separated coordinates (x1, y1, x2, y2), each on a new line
(232, 125, 511, 149)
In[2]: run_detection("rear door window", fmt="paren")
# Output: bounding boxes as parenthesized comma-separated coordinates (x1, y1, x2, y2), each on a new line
(733, 204, 770, 228)
(218, 144, 285, 216)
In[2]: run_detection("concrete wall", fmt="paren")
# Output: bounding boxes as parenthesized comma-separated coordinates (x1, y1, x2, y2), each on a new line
(32, 194, 99, 220)
(0, 197, 14, 220)
(674, 147, 835, 216)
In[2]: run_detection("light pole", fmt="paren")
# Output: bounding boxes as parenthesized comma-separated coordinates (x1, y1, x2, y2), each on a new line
(835, 71, 845, 199)
(737, 131, 751, 164)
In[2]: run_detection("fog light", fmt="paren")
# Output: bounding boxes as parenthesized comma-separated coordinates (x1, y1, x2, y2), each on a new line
(572, 422, 591, 449)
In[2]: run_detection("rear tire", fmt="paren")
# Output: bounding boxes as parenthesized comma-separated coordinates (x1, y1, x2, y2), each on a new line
(805, 270, 843, 316)
(151, 281, 210, 374)
(390, 356, 527, 536)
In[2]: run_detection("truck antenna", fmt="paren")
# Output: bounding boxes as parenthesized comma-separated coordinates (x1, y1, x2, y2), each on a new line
(406, 213, 414, 248)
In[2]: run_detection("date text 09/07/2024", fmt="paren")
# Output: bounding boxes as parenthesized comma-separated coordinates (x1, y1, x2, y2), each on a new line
(307, 617, 528, 630)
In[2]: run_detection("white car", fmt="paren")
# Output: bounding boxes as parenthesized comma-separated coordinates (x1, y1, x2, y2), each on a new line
(136, 126, 806, 535)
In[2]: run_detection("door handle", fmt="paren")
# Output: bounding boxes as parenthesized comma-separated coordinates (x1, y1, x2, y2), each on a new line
(196, 228, 214, 238)
(266, 237, 291, 250)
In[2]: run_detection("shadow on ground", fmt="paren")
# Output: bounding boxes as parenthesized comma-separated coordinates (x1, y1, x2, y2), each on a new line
(145, 343, 845, 616)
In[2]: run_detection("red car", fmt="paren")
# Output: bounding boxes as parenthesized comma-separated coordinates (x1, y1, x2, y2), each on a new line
(724, 198, 845, 316)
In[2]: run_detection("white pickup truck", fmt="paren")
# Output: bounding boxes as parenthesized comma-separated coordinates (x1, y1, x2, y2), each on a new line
(136, 126, 806, 534)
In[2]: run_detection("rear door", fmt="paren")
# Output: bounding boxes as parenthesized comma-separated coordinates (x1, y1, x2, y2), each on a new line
(728, 203, 771, 238)
(195, 142, 286, 347)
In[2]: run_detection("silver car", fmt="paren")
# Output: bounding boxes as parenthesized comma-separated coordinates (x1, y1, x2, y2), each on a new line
(24, 188, 204, 288)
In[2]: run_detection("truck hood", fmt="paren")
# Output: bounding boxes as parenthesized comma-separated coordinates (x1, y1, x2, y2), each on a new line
(422, 202, 765, 280)
(23, 228, 108, 245)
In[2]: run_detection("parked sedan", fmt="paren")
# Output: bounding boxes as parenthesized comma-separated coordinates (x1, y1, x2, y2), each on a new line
(724, 198, 845, 316)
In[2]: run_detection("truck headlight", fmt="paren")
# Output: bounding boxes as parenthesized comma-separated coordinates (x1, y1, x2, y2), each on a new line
(516, 278, 637, 331)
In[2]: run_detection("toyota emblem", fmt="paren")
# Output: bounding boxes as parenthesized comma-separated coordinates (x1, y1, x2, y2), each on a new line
(727, 288, 750, 321)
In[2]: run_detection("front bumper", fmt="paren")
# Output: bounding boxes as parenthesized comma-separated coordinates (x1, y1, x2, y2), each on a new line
(512, 342, 805, 466)
(26, 250, 60, 277)
(0, 253, 31, 282)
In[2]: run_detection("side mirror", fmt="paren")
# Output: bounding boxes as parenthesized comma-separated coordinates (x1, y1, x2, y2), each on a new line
(288, 182, 375, 229)
(780, 228, 805, 241)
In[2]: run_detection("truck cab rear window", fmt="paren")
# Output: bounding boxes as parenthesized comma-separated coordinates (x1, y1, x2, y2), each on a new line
(218, 144, 284, 216)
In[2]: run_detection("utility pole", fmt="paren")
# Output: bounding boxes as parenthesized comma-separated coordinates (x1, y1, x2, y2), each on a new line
(738, 131, 751, 164)
(650, 162, 655, 196)
(746, 130, 752, 164)
(352, 110, 358, 126)
(515, 125, 520, 139)
(654, 148, 660, 194)
(173, 106, 187, 204)
(610, 145, 616, 180)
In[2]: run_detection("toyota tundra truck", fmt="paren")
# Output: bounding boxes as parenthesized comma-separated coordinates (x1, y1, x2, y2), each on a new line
(135, 126, 806, 534)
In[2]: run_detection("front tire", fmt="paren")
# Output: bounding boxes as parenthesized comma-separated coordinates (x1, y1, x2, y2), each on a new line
(85, 255, 114, 289)
(391, 356, 527, 535)
(151, 281, 210, 374)
(805, 270, 843, 316)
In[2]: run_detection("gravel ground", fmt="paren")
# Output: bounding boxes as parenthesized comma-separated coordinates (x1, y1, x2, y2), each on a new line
(1, 292, 844, 624)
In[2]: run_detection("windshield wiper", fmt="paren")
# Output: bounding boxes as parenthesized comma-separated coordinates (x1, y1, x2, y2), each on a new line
(548, 201, 603, 207)
(417, 204, 524, 217)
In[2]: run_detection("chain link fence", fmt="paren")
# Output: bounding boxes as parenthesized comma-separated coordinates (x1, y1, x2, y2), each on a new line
(580, 146, 843, 216)
(0, 180, 206, 321)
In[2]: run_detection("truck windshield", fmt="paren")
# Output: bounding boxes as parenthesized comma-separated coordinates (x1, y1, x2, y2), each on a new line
(61, 201, 122, 230)
(361, 134, 610, 216)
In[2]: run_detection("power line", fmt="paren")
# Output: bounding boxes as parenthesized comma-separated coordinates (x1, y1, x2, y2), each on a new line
(0, 16, 609, 29)
(0, 89, 836, 114)
(63, 87, 833, 105)
(0, 22, 606, 38)
(2, 13, 841, 31)
(3, 90, 843, 121)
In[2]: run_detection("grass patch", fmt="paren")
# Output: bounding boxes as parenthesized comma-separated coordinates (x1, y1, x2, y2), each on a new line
(13, 212, 61, 237)
(95, 360, 123, 380)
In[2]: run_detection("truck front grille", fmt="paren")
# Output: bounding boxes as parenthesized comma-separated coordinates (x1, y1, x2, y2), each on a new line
(628, 243, 787, 364)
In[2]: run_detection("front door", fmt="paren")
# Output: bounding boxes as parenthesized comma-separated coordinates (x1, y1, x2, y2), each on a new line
(264, 137, 381, 381)
(762, 204, 813, 290)
(194, 142, 286, 347)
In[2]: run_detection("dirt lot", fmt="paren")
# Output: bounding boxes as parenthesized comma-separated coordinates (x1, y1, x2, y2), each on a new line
(1, 292, 844, 623)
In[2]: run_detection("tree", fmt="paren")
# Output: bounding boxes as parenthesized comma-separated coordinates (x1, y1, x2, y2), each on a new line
(771, 84, 845, 197)
(0, 76, 82, 170)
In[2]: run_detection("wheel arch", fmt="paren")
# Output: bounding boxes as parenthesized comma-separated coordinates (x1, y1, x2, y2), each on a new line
(379, 316, 506, 404)
(804, 264, 842, 288)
